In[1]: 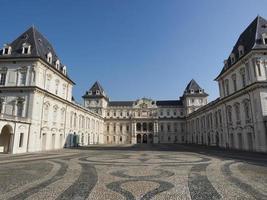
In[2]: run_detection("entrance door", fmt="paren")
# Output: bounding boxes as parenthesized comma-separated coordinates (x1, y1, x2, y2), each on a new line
(0, 125, 13, 153)
(137, 134, 141, 143)
(143, 134, 147, 143)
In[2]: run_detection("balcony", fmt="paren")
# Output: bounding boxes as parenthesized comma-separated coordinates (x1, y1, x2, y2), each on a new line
(0, 113, 30, 123)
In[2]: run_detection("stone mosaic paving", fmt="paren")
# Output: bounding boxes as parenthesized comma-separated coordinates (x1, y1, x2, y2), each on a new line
(0, 144, 266, 200)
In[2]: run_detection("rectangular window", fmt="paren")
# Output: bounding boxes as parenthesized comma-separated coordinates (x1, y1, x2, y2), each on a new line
(4, 48, 9, 54)
(0, 73, 6, 85)
(17, 103, 23, 117)
(19, 133, 24, 147)
(24, 47, 29, 54)
(167, 124, 170, 132)
(20, 72, 27, 85)
(160, 124, 164, 132)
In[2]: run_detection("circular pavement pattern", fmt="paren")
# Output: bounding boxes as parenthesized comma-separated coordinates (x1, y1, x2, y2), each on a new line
(0, 144, 266, 200)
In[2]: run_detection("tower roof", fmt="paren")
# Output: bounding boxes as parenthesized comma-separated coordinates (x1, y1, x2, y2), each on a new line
(83, 81, 108, 99)
(216, 15, 267, 80)
(184, 79, 208, 96)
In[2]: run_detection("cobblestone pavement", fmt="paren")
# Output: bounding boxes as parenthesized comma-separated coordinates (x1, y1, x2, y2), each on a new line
(0, 144, 266, 200)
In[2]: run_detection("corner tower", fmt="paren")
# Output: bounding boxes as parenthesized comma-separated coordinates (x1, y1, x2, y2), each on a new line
(182, 79, 208, 115)
(82, 81, 109, 115)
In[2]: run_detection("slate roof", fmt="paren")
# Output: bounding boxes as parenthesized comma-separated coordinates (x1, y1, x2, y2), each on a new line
(215, 16, 267, 80)
(107, 100, 183, 107)
(185, 79, 202, 91)
(83, 81, 108, 99)
(156, 100, 183, 106)
(183, 79, 208, 96)
(108, 101, 134, 107)
(0, 26, 74, 83)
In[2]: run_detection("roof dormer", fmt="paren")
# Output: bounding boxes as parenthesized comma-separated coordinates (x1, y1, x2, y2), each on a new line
(230, 53, 235, 64)
(55, 59, 60, 69)
(47, 52, 52, 64)
(238, 45, 244, 57)
(262, 33, 267, 45)
(62, 65, 67, 75)
(22, 43, 31, 54)
(2, 44, 11, 55)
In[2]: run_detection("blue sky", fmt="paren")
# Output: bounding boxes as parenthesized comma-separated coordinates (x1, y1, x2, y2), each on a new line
(0, 0, 267, 102)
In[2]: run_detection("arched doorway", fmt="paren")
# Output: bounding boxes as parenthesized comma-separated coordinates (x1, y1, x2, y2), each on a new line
(60, 134, 63, 148)
(143, 134, 147, 143)
(42, 133, 47, 151)
(216, 132, 219, 146)
(137, 134, 141, 143)
(148, 134, 153, 144)
(0, 125, 13, 153)
(52, 133, 56, 149)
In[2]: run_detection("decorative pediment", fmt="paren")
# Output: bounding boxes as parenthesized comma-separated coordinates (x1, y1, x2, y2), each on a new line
(133, 98, 157, 109)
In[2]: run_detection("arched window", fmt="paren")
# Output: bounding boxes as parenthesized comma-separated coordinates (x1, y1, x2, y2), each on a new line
(243, 99, 250, 122)
(227, 106, 232, 124)
(60, 108, 65, 124)
(136, 123, 141, 131)
(46, 74, 52, 91)
(17, 97, 25, 117)
(234, 103, 240, 123)
(224, 79, 229, 95)
(143, 123, 147, 131)
(149, 123, 153, 132)
(53, 105, 58, 122)
(55, 79, 59, 95)
(240, 68, 246, 87)
(19, 67, 27, 86)
(43, 102, 50, 121)
(231, 74, 237, 92)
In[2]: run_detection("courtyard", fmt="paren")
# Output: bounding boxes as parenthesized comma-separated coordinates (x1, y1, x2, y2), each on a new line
(0, 144, 266, 200)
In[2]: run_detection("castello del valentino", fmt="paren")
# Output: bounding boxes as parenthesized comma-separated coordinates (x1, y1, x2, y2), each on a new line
(0, 16, 267, 153)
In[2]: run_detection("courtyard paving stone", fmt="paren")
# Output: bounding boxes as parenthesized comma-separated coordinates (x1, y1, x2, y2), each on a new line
(0, 144, 266, 200)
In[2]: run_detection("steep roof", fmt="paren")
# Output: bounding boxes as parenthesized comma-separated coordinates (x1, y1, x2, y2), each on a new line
(156, 100, 183, 106)
(0, 26, 74, 83)
(183, 79, 208, 96)
(83, 81, 108, 99)
(215, 16, 267, 80)
(185, 79, 202, 91)
(108, 101, 133, 107)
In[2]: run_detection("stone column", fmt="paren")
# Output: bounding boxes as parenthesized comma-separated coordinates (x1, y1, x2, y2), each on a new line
(131, 121, 136, 144)
(153, 121, 159, 143)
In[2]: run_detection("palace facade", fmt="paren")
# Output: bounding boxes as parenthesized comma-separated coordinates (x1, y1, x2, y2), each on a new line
(0, 16, 267, 154)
